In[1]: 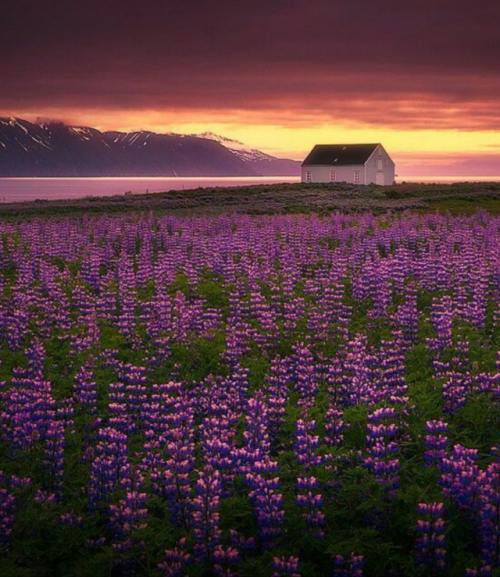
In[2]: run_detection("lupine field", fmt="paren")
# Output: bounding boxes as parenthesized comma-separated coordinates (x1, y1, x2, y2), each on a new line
(2, 210, 500, 577)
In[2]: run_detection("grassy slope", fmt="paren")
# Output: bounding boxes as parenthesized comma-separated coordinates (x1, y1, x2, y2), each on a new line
(1, 182, 500, 218)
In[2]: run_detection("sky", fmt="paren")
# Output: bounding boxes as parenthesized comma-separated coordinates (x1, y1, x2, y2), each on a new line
(2, 0, 500, 176)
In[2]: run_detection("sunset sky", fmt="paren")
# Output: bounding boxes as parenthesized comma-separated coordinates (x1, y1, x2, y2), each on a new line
(2, 0, 500, 175)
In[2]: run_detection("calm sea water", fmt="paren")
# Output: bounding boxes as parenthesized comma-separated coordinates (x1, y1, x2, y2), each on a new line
(0, 177, 300, 202)
(0, 176, 498, 203)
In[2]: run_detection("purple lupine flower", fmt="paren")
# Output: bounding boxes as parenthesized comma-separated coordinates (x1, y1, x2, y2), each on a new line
(109, 363, 148, 433)
(325, 408, 347, 447)
(239, 393, 271, 474)
(263, 356, 292, 442)
(377, 336, 409, 406)
(109, 490, 148, 563)
(23, 338, 46, 380)
(73, 361, 98, 413)
(6, 203, 500, 574)
(337, 336, 379, 406)
(477, 460, 500, 569)
(333, 553, 364, 576)
(229, 529, 256, 555)
(0, 487, 15, 551)
(395, 283, 419, 346)
(9, 475, 31, 489)
(363, 408, 401, 494)
(296, 476, 326, 537)
(290, 343, 318, 408)
(191, 465, 223, 561)
(424, 420, 449, 467)
(59, 512, 83, 527)
(294, 419, 326, 536)
(246, 467, 285, 548)
(442, 372, 472, 414)
(440, 444, 480, 513)
(465, 566, 493, 577)
(43, 420, 66, 496)
(158, 538, 191, 576)
(156, 428, 195, 528)
(294, 419, 323, 470)
(88, 427, 132, 510)
(426, 296, 453, 355)
(212, 545, 240, 577)
(415, 502, 446, 572)
(34, 490, 57, 506)
(1, 375, 58, 454)
(272, 555, 301, 577)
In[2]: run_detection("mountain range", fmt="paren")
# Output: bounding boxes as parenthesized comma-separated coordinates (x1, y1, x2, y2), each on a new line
(0, 118, 301, 177)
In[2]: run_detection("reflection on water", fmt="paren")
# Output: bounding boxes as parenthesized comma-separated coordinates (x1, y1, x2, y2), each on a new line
(0, 177, 300, 202)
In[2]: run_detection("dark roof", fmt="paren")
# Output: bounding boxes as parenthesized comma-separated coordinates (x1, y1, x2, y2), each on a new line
(302, 144, 379, 166)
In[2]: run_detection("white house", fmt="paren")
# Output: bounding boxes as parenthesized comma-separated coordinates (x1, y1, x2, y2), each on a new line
(301, 143, 395, 185)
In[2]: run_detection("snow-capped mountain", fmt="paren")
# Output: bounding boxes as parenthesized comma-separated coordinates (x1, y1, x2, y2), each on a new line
(195, 132, 300, 176)
(195, 132, 275, 162)
(0, 118, 301, 177)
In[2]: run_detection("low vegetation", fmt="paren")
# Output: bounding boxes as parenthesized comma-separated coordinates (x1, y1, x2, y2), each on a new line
(1, 209, 500, 576)
(1, 181, 500, 218)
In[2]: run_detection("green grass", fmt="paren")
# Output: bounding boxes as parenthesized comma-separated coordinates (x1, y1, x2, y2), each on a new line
(426, 198, 500, 215)
(2, 181, 500, 218)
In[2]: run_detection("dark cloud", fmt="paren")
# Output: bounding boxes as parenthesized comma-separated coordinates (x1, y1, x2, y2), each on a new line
(2, 0, 500, 128)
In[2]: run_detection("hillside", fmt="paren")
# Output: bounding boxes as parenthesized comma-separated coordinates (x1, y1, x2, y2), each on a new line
(1, 181, 500, 218)
(194, 132, 301, 175)
(0, 118, 301, 177)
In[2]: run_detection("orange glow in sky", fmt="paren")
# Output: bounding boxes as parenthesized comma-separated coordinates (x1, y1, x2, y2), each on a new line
(3, 0, 500, 177)
(9, 106, 500, 177)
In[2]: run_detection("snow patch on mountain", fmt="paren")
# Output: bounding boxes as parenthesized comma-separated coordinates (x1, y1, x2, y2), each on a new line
(0, 117, 301, 176)
(194, 132, 274, 162)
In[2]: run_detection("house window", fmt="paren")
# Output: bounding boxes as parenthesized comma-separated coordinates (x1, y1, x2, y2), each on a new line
(305, 171, 312, 182)
(377, 158, 384, 170)
(353, 170, 361, 184)
(330, 171, 337, 182)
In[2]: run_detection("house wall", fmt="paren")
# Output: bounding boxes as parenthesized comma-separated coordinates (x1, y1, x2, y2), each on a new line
(301, 164, 366, 184)
(301, 144, 396, 185)
(364, 144, 395, 185)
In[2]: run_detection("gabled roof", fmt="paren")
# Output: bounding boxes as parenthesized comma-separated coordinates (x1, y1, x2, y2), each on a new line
(302, 144, 380, 166)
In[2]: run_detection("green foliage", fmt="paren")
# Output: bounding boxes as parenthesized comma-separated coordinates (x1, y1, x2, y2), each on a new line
(2, 181, 500, 219)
